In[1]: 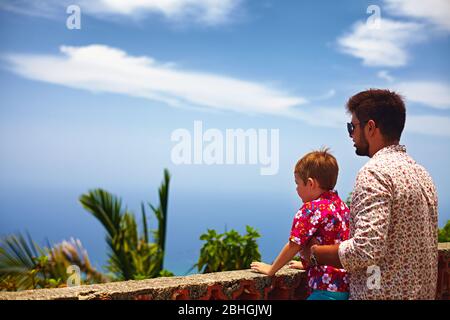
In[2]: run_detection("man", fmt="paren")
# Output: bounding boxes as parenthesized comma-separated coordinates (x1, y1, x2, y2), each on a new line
(306, 89, 438, 299)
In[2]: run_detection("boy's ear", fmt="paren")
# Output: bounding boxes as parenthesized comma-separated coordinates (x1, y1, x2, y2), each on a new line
(308, 178, 320, 189)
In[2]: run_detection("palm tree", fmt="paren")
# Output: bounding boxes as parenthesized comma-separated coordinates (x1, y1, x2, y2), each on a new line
(79, 169, 172, 280)
(148, 169, 170, 272)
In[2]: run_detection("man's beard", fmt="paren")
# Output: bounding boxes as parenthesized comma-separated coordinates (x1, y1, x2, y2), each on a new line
(355, 132, 370, 156)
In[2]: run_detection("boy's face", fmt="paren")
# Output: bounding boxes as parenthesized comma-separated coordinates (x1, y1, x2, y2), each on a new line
(294, 173, 315, 203)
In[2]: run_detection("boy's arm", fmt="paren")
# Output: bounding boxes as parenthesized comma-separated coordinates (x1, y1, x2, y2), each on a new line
(251, 241, 301, 276)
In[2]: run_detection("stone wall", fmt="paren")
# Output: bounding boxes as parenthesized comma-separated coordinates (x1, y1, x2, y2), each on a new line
(437, 242, 450, 300)
(0, 243, 449, 300)
(0, 267, 307, 300)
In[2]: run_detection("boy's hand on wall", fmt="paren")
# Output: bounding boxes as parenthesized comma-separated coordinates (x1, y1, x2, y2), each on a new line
(288, 260, 306, 270)
(250, 262, 274, 276)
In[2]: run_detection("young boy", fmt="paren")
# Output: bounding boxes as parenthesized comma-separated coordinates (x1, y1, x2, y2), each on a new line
(251, 148, 350, 300)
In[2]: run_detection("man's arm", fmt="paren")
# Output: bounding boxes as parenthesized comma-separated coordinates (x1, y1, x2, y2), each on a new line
(309, 168, 392, 272)
(338, 168, 392, 272)
(310, 244, 342, 269)
(251, 241, 301, 276)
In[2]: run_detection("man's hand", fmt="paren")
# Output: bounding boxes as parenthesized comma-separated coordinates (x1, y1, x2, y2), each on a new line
(300, 237, 320, 266)
(250, 262, 274, 276)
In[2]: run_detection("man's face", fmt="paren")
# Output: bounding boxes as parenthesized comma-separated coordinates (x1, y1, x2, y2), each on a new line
(350, 113, 370, 157)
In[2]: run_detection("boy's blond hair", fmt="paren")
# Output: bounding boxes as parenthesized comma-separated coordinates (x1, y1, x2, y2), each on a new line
(294, 147, 338, 190)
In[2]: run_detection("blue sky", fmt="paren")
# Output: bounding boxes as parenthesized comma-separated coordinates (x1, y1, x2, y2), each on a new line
(0, 0, 449, 274)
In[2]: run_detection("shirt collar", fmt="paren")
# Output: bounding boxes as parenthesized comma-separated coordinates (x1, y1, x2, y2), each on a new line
(318, 190, 338, 200)
(372, 144, 406, 159)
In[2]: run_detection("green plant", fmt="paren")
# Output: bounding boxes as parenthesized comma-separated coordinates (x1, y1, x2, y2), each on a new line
(438, 220, 450, 243)
(0, 234, 106, 291)
(79, 169, 173, 280)
(148, 169, 170, 272)
(193, 226, 261, 273)
(345, 192, 352, 208)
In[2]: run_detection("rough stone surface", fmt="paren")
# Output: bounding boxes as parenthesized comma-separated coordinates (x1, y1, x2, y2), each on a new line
(0, 267, 305, 300)
(1, 243, 449, 300)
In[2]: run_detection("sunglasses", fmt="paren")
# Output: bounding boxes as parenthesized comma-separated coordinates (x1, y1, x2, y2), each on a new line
(347, 121, 367, 136)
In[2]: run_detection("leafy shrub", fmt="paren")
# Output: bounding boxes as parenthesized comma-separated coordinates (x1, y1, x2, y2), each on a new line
(194, 226, 261, 273)
(439, 220, 450, 243)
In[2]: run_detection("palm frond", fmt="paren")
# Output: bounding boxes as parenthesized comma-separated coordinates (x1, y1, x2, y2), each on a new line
(78, 169, 172, 281)
(0, 233, 107, 291)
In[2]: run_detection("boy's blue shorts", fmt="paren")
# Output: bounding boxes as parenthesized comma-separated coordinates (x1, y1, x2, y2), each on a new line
(307, 290, 349, 300)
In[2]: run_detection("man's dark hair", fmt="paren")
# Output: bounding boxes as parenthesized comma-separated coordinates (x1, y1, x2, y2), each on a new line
(346, 89, 406, 142)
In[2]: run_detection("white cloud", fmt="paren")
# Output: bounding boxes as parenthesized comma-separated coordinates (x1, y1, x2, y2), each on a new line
(338, 1, 450, 68)
(394, 81, 450, 109)
(0, 1, 59, 19)
(3, 44, 306, 116)
(397, 79, 450, 136)
(0, 0, 243, 25)
(406, 115, 450, 137)
(5, 45, 450, 137)
(291, 106, 347, 128)
(377, 70, 395, 82)
(384, 0, 450, 32)
(311, 89, 336, 101)
(84, 0, 243, 25)
(3, 45, 358, 129)
(337, 19, 424, 67)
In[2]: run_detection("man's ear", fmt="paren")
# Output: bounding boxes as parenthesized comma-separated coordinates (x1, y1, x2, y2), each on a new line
(307, 178, 315, 188)
(367, 119, 377, 136)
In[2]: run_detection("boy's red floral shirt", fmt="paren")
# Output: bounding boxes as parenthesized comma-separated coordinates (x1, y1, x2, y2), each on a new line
(289, 190, 350, 293)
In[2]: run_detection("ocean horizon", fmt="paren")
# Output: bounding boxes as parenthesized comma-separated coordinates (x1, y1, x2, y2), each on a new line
(1, 184, 448, 277)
